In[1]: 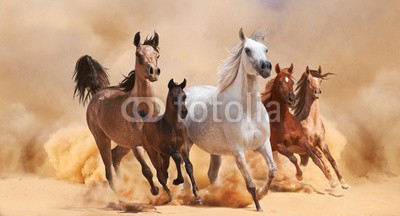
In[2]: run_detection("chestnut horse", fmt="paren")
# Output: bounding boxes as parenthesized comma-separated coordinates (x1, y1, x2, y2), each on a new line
(293, 66, 348, 189)
(142, 79, 202, 204)
(73, 32, 162, 195)
(261, 64, 336, 188)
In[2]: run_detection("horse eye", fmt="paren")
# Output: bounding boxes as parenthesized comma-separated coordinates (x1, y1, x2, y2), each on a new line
(182, 95, 187, 100)
(157, 55, 160, 59)
(265, 48, 268, 53)
(244, 48, 251, 55)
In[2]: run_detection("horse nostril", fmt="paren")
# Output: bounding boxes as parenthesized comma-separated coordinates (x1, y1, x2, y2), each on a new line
(149, 67, 154, 75)
(157, 68, 161, 75)
(261, 62, 266, 70)
(266, 61, 272, 70)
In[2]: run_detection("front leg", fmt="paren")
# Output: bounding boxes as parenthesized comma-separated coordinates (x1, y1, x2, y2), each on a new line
(160, 144, 184, 185)
(180, 141, 203, 205)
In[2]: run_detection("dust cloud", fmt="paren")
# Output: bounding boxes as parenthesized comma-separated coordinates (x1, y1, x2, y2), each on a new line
(0, 0, 399, 208)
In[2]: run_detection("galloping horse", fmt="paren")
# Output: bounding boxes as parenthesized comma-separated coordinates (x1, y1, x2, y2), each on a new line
(184, 29, 277, 211)
(261, 64, 336, 188)
(142, 79, 202, 204)
(293, 66, 348, 189)
(73, 32, 162, 195)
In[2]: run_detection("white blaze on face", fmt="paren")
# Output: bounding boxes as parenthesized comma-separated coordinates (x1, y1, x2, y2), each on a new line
(313, 77, 319, 82)
(285, 77, 289, 83)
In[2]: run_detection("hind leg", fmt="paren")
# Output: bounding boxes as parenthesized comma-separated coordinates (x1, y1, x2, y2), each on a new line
(320, 142, 348, 189)
(147, 149, 172, 204)
(93, 136, 116, 192)
(112, 145, 130, 176)
(277, 143, 303, 181)
(207, 154, 222, 184)
(132, 146, 159, 195)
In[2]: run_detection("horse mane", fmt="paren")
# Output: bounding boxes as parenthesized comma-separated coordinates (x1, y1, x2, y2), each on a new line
(261, 78, 276, 105)
(143, 35, 160, 52)
(217, 30, 267, 93)
(293, 70, 335, 116)
(118, 70, 135, 92)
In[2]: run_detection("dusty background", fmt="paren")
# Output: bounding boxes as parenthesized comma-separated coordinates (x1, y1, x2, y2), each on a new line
(0, 0, 399, 215)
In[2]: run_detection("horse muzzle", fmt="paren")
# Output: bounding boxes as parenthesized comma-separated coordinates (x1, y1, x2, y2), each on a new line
(287, 92, 297, 107)
(147, 67, 160, 82)
(180, 109, 188, 119)
(258, 60, 272, 78)
(313, 88, 322, 99)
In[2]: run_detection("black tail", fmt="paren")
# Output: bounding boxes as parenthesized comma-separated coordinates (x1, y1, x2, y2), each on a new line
(73, 55, 110, 105)
(300, 155, 310, 166)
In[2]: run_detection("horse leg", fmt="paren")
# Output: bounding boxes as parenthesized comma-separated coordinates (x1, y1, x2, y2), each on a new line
(160, 154, 173, 203)
(277, 143, 303, 181)
(180, 142, 203, 205)
(320, 142, 349, 189)
(305, 143, 336, 188)
(111, 145, 130, 176)
(171, 152, 184, 185)
(132, 146, 159, 195)
(256, 140, 277, 197)
(94, 136, 116, 192)
(234, 152, 262, 211)
(207, 154, 222, 184)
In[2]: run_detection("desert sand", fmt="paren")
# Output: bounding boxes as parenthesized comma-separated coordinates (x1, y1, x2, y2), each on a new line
(0, 175, 398, 216)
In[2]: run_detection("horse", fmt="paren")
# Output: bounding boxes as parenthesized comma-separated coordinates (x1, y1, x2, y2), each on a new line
(293, 66, 349, 189)
(141, 79, 203, 204)
(183, 28, 277, 211)
(73, 31, 163, 196)
(261, 63, 336, 188)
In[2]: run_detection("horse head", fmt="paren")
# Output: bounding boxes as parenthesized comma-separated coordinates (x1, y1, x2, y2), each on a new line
(239, 28, 272, 78)
(274, 63, 297, 107)
(167, 79, 188, 119)
(133, 31, 161, 82)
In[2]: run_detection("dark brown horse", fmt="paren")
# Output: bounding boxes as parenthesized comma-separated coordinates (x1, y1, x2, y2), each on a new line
(261, 64, 336, 188)
(73, 32, 162, 195)
(142, 79, 202, 204)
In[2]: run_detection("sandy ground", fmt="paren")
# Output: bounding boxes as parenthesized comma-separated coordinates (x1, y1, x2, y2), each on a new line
(0, 175, 399, 216)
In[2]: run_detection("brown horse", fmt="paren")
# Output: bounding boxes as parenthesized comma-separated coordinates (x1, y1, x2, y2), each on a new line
(261, 64, 336, 188)
(293, 66, 348, 189)
(73, 32, 162, 195)
(142, 79, 202, 204)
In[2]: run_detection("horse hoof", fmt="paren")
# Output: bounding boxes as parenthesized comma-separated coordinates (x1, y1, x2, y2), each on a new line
(296, 174, 303, 181)
(341, 183, 349, 189)
(256, 207, 263, 212)
(195, 197, 203, 205)
(173, 178, 184, 185)
(151, 186, 159, 196)
(330, 180, 338, 188)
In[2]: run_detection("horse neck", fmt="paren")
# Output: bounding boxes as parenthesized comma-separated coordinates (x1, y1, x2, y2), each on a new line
(300, 91, 320, 122)
(270, 90, 291, 120)
(132, 62, 154, 98)
(225, 61, 260, 113)
(163, 98, 178, 127)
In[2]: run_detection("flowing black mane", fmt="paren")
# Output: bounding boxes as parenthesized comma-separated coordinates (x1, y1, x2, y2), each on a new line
(118, 70, 136, 92)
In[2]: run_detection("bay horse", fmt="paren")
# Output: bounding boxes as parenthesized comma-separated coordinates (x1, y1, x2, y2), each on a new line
(73, 32, 162, 196)
(261, 64, 336, 188)
(184, 28, 277, 211)
(293, 66, 348, 189)
(142, 79, 202, 204)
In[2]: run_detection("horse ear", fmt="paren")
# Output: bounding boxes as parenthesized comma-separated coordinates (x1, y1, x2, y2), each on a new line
(306, 66, 310, 75)
(153, 31, 159, 47)
(289, 63, 294, 74)
(239, 28, 245, 42)
(318, 65, 322, 74)
(179, 79, 187, 89)
(133, 32, 141, 47)
(168, 79, 175, 90)
(275, 63, 281, 74)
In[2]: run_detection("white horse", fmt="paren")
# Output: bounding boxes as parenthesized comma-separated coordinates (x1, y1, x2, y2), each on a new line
(184, 29, 277, 211)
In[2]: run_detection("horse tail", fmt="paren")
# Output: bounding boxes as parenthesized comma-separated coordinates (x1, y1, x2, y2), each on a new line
(73, 55, 110, 105)
(300, 155, 309, 166)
